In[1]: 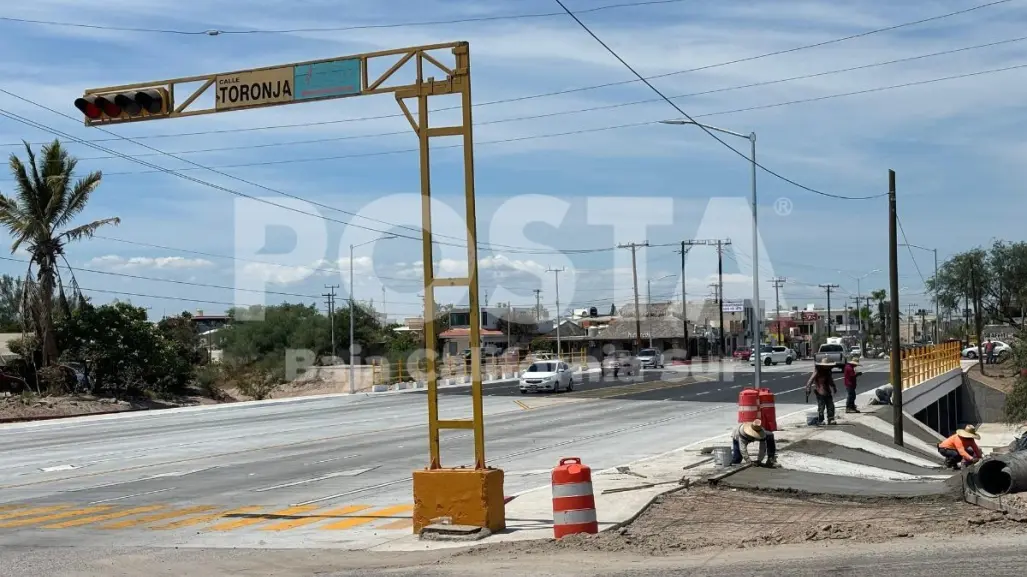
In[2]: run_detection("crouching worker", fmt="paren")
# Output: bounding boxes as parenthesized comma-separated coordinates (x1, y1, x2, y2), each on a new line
(731, 419, 778, 468)
(938, 425, 982, 469)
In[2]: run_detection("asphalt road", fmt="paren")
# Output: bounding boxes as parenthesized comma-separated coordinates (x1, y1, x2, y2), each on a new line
(0, 359, 887, 552)
(2, 532, 1023, 576)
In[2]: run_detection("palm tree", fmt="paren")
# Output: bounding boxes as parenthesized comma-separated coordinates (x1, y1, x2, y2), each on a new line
(0, 140, 120, 366)
(870, 289, 888, 348)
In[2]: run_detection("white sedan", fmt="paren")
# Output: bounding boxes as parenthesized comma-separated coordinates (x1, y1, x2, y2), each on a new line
(519, 361, 574, 394)
(963, 341, 1011, 359)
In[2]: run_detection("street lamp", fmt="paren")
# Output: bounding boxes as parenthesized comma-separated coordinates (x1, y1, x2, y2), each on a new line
(660, 119, 760, 387)
(647, 274, 675, 348)
(839, 268, 880, 355)
(349, 235, 397, 393)
(899, 243, 940, 343)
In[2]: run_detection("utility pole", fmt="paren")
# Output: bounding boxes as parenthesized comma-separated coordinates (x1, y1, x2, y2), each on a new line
(646, 279, 653, 348)
(907, 303, 918, 343)
(547, 267, 566, 358)
(675, 239, 721, 360)
(619, 242, 649, 351)
(715, 240, 733, 359)
(506, 303, 512, 351)
(534, 289, 542, 321)
(770, 278, 786, 345)
(323, 285, 339, 360)
(888, 169, 903, 446)
(819, 284, 840, 336)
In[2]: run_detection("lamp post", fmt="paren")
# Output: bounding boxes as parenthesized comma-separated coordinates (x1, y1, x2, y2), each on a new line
(660, 119, 760, 388)
(840, 268, 880, 355)
(646, 274, 675, 348)
(899, 243, 940, 343)
(349, 235, 397, 393)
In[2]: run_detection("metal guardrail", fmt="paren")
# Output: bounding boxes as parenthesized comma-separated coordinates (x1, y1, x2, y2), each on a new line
(895, 341, 961, 390)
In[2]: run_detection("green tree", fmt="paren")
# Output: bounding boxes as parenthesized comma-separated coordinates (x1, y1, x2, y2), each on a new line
(0, 140, 120, 366)
(869, 289, 887, 347)
(928, 245, 1026, 330)
(56, 302, 187, 397)
(0, 273, 24, 331)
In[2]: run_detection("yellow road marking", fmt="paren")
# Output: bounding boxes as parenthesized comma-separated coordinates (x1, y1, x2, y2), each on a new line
(0, 505, 67, 521)
(151, 506, 263, 530)
(0, 506, 112, 528)
(320, 504, 413, 530)
(260, 504, 371, 531)
(0, 504, 22, 512)
(101, 505, 217, 529)
(377, 518, 413, 530)
(207, 505, 319, 532)
(514, 400, 530, 410)
(44, 505, 166, 529)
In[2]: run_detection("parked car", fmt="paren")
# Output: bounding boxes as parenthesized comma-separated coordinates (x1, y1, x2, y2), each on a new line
(814, 343, 848, 370)
(519, 360, 574, 394)
(601, 350, 641, 377)
(963, 341, 1011, 359)
(636, 348, 665, 369)
(751, 345, 793, 366)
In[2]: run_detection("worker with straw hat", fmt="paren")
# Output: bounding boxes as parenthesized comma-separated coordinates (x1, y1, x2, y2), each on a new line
(937, 425, 982, 469)
(806, 359, 838, 425)
(731, 419, 778, 467)
(843, 357, 863, 414)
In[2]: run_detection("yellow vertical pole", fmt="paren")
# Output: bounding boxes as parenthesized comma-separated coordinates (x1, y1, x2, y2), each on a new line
(415, 55, 442, 469)
(456, 44, 487, 471)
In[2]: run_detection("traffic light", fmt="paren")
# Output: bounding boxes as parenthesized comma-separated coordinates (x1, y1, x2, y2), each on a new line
(74, 88, 169, 122)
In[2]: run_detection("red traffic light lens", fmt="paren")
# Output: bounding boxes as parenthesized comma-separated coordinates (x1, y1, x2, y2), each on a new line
(114, 94, 141, 116)
(74, 97, 102, 120)
(95, 95, 121, 117)
(135, 89, 163, 114)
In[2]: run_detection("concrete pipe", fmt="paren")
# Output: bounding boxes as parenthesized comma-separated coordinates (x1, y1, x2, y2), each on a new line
(976, 453, 1027, 496)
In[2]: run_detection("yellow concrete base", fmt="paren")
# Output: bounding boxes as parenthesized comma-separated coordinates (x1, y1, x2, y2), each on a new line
(412, 468, 505, 533)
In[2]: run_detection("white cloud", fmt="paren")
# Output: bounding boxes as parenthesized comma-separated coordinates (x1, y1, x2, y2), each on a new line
(85, 255, 215, 271)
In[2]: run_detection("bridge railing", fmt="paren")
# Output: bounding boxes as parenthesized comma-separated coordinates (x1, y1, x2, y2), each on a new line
(896, 341, 961, 389)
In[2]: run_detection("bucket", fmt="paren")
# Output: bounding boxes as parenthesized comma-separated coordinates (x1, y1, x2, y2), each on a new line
(712, 446, 732, 467)
(806, 412, 820, 426)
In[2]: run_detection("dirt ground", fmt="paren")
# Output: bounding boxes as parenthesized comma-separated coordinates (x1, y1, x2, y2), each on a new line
(0, 391, 221, 421)
(462, 485, 1027, 558)
(967, 359, 1023, 394)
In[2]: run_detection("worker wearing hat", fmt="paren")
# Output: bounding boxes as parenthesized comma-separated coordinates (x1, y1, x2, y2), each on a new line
(843, 357, 863, 413)
(731, 419, 777, 467)
(807, 359, 838, 425)
(937, 425, 983, 469)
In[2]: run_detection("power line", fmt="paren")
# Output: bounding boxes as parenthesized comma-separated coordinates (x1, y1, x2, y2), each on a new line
(896, 214, 927, 286)
(40, 33, 1027, 165)
(0, 96, 612, 256)
(0, 0, 696, 35)
(9, 60, 1015, 186)
(554, 0, 910, 200)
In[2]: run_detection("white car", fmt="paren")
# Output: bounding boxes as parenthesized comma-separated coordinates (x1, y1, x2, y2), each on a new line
(636, 348, 665, 369)
(751, 345, 793, 366)
(519, 361, 573, 394)
(963, 341, 1011, 359)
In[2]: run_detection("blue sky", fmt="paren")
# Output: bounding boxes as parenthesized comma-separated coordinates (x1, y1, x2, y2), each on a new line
(0, 0, 1023, 321)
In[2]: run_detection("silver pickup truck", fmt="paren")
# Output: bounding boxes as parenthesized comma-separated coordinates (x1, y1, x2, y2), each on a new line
(814, 343, 848, 370)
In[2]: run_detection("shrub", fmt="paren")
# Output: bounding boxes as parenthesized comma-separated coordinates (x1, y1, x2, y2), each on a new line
(36, 365, 73, 396)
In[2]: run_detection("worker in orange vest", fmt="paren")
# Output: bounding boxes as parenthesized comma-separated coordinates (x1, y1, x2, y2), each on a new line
(937, 425, 982, 469)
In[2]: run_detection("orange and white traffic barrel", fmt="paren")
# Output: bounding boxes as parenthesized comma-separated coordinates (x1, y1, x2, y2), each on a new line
(551, 457, 598, 538)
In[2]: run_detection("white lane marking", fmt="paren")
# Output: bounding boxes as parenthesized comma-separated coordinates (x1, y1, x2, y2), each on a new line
(89, 488, 174, 504)
(695, 391, 710, 396)
(506, 470, 551, 476)
(308, 454, 359, 465)
(293, 478, 409, 506)
(253, 467, 379, 493)
(67, 467, 218, 491)
(40, 464, 80, 472)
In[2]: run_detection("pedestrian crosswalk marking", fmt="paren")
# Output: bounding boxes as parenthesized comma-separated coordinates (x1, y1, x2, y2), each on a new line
(0, 503, 416, 532)
(0, 506, 112, 528)
(260, 504, 370, 531)
(45, 505, 166, 529)
(321, 504, 413, 530)
(0, 505, 67, 521)
(206, 505, 319, 532)
(151, 506, 264, 530)
(101, 505, 217, 529)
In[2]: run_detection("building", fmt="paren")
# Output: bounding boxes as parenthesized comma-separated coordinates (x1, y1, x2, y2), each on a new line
(439, 307, 510, 357)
